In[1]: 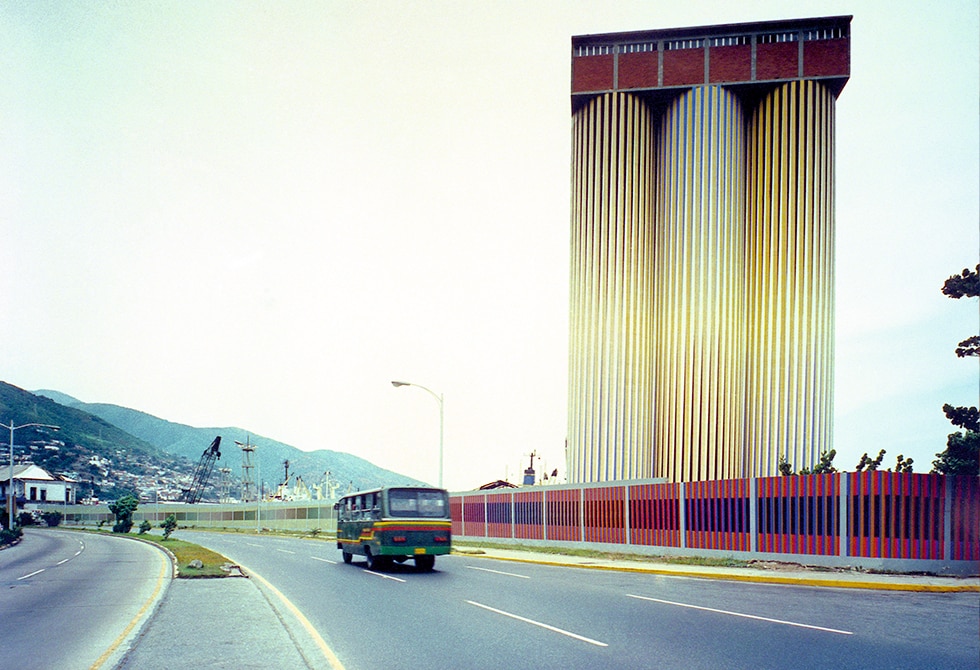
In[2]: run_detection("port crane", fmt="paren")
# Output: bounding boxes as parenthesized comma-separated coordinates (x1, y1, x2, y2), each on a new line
(180, 436, 222, 504)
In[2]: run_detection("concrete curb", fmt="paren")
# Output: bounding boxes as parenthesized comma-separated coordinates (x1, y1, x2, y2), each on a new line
(465, 552, 980, 593)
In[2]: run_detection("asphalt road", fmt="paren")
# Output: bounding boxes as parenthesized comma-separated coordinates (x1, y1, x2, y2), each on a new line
(187, 531, 980, 670)
(0, 527, 169, 669)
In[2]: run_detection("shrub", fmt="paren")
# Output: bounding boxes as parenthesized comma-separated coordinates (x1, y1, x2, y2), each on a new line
(160, 514, 178, 540)
(42, 511, 63, 527)
(109, 495, 139, 534)
(0, 525, 24, 545)
(138, 520, 152, 534)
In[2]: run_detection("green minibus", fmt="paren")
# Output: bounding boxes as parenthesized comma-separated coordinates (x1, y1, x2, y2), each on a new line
(334, 486, 451, 571)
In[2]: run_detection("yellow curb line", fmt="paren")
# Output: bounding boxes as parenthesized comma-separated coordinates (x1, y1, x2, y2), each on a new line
(243, 564, 347, 670)
(90, 543, 170, 669)
(470, 554, 980, 593)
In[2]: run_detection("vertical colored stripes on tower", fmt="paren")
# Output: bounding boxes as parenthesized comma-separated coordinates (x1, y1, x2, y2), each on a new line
(654, 85, 746, 483)
(568, 80, 838, 483)
(568, 92, 656, 482)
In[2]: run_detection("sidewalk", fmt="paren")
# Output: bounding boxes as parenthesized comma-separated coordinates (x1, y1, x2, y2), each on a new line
(115, 576, 330, 670)
(456, 546, 980, 593)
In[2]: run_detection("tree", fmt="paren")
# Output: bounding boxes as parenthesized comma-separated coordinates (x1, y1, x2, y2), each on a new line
(108, 495, 139, 533)
(779, 450, 837, 475)
(892, 454, 914, 473)
(855, 449, 886, 472)
(777, 455, 793, 476)
(803, 449, 838, 474)
(160, 514, 178, 540)
(933, 266, 980, 475)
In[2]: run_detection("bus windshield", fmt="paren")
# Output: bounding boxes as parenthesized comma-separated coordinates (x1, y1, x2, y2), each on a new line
(387, 488, 449, 518)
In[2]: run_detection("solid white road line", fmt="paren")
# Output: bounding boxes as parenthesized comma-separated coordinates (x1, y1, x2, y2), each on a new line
(626, 594, 853, 635)
(466, 600, 608, 647)
(365, 570, 406, 583)
(466, 566, 530, 579)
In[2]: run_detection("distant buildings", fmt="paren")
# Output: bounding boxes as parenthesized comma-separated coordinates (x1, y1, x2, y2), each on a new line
(566, 16, 850, 483)
(0, 463, 76, 506)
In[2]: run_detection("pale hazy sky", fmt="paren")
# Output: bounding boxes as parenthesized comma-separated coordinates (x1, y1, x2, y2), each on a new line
(2, 1, 977, 491)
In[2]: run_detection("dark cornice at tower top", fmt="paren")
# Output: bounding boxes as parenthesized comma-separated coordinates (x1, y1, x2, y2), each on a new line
(571, 15, 852, 111)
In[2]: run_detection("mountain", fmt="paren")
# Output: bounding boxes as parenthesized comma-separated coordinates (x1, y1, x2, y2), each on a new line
(33, 388, 426, 497)
(1, 381, 194, 501)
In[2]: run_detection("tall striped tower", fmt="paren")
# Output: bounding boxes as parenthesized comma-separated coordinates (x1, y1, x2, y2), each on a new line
(567, 17, 850, 483)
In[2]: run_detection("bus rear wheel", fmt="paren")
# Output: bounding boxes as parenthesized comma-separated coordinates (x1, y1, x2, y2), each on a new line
(415, 555, 435, 571)
(365, 549, 387, 571)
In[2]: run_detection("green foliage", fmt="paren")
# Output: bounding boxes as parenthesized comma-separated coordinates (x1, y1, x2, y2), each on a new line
(781, 450, 837, 475)
(943, 404, 980, 433)
(893, 454, 914, 473)
(18, 511, 34, 527)
(160, 513, 178, 540)
(0, 526, 23, 547)
(138, 520, 152, 534)
(777, 455, 793, 476)
(855, 449, 886, 472)
(42, 511, 63, 527)
(108, 494, 139, 533)
(932, 430, 980, 476)
(798, 449, 837, 475)
(954, 335, 980, 359)
(935, 267, 979, 472)
(941, 264, 980, 299)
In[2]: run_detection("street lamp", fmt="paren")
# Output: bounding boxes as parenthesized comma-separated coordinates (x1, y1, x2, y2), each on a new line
(391, 380, 444, 488)
(5, 421, 60, 530)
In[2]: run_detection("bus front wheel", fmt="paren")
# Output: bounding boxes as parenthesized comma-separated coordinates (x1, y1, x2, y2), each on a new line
(342, 551, 352, 564)
(415, 555, 435, 571)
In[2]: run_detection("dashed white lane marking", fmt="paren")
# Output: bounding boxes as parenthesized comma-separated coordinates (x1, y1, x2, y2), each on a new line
(276, 549, 296, 554)
(466, 600, 608, 647)
(466, 565, 530, 579)
(311, 556, 337, 564)
(18, 569, 45, 580)
(626, 594, 853, 635)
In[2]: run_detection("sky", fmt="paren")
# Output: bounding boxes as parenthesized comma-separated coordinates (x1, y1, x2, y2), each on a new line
(1, 1, 977, 492)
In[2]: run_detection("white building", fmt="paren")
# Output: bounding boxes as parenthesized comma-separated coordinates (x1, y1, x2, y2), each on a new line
(0, 463, 76, 506)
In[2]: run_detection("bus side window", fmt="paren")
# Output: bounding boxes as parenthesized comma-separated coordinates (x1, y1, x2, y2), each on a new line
(370, 493, 381, 519)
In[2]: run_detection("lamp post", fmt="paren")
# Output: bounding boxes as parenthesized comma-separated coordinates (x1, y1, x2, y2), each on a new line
(5, 421, 60, 530)
(391, 380, 444, 488)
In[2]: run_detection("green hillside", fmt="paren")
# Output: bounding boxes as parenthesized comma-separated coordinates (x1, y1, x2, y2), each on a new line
(0, 381, 192, 500)
(33, 389, 427, 496)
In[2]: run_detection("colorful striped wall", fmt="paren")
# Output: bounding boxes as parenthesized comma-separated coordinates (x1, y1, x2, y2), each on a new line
(451, 473, 979, 565)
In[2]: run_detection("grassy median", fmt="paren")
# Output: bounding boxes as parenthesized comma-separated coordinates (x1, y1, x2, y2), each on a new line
(137, 534, 233, 578)
(67, 527, 234, 578)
